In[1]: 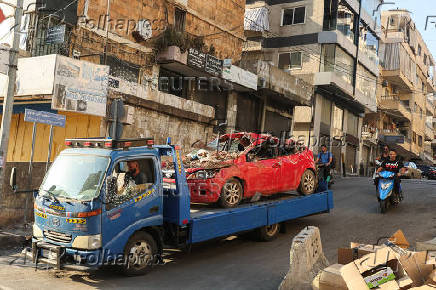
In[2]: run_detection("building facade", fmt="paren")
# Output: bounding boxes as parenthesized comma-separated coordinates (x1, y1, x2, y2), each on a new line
(244, 0, 381, 175)
(365, 9, 435, 165)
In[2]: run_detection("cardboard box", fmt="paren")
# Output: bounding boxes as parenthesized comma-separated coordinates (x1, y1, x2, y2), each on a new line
(340, 247, 406, 290)
(313, 264, 347, 290)
(364, 267, 396, 288)
(389, 230, 410, 249)
(399, 251, 435, 287)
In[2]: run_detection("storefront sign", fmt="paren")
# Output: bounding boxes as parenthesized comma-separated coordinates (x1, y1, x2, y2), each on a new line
(187, 48, 206, 70)
(52, 55, 109, 117)
(222, 65, 258, 90)
(380, 135, 405, 144)
(24, 109, 66, 127)
(46, 25, 66, 44)
(205, 54, 223, 77)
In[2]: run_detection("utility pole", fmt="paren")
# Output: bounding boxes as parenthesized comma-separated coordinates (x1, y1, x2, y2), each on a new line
(0, 0, 24, 202)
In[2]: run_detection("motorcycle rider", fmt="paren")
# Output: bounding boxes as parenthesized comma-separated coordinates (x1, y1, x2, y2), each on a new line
(374, 145, 390, 185)
(315, 145, 333, 182)
(376, 149, 406, 201)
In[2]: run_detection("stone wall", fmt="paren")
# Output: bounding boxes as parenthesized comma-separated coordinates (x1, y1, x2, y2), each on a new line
(0, 162, 48, 228)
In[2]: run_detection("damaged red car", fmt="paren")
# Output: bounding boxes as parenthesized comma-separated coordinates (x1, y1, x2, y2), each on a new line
(185, 133, 317, 208)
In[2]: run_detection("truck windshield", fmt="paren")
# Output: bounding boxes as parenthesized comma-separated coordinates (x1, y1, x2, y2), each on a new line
(40, 154, 109, 201)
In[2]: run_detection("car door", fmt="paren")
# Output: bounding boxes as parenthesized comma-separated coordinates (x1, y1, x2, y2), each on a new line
(255, 157, 281, 194)
(101, 156, 162, 255)
(278, 152, 301, 192)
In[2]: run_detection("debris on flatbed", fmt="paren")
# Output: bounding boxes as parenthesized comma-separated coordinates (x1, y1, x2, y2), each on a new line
(312, 230, 436, 290)
(184, 150, 241, 169)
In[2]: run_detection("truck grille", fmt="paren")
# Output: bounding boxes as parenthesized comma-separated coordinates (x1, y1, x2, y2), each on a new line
(44, 230, 72, 243)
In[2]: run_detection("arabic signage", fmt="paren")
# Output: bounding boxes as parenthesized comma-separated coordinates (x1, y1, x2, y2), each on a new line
(24, 109, 66, 127)
(187, 48, 223, 77)
(46, 25, 66, 44)
(187, 48, 206, 70)
(52, 55, 109, 117)
(379, 135, 405, 144)
(205, 54, 223, 77)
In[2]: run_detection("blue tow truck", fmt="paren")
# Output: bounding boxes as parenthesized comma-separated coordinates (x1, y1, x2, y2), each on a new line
(12, 138, 333, 275)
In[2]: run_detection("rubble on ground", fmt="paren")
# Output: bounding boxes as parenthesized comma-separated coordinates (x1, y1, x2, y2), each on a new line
(312, 230, 436, 290)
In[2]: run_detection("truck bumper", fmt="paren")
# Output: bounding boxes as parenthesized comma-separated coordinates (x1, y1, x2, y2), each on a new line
(29, 239, 102, 270)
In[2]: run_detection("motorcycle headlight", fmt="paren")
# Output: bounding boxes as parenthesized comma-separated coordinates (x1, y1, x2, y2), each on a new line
(381, 183, 391, 190)
(72, 234, 102, 250)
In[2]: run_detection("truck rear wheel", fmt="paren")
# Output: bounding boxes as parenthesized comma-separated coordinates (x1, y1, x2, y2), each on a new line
(257, 223, 280, 241)
(123, 232, 158, 276)
(219, 178, 243, 208)
(298, 170, 316, 195)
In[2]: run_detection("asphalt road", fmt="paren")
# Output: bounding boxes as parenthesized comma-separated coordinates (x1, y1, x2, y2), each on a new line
(0, 177, 435, 290)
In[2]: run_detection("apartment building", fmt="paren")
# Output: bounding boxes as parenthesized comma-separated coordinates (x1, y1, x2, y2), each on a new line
(366, 9, 435, 165)
(244, 0, 381, 175)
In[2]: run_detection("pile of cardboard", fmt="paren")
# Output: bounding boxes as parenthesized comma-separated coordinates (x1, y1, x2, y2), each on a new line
(313, 230, 436, 290)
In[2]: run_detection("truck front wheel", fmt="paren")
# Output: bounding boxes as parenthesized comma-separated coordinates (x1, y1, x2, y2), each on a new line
(123, 232, 158, 276)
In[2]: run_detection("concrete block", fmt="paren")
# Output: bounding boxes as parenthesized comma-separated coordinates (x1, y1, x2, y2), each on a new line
(279, 226, 329, 290)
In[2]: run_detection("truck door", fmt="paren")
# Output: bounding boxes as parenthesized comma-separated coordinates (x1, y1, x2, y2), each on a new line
(102, 156, 162, 254)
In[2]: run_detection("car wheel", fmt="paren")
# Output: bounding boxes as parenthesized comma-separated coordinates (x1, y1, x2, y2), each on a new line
(257, 223, 280, 242)
(219, 178, 243, 208)
(298, 170, 316, 195)
(122, 232, 158, 276)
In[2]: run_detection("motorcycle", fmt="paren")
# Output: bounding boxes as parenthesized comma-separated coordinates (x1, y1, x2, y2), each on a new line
(317, 163, 333, 190)
(376, 171, 403, 214)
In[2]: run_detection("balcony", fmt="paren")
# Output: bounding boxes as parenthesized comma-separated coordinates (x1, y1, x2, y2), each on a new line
(361, 127, 378, 145)
(380, 43, 415, 92)
(241, 60, 313, 105)
(379, 95, 412, 121)
(425, 122, 434, 141)
(426, 94, 434, 116)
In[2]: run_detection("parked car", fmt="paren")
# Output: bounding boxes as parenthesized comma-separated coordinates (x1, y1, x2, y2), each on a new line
(185, 133, 317, 208)
(416, 164, 433, 178)
(402, 162, 422, 179)
(427, 167, 436, 180)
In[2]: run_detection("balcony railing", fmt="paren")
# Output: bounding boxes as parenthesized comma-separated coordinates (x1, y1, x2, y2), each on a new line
(379, 95, 412, 121)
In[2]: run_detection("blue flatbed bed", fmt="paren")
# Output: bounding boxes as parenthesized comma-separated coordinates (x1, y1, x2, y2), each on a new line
(189, 191, 333, 243)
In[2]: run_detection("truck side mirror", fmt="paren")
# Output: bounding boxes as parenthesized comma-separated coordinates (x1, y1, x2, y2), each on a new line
(105, 176, 117, 203)
(10, 167, 17, 191)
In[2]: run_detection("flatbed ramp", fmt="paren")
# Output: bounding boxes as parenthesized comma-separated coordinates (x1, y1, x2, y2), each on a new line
(189, 191, 333, 243)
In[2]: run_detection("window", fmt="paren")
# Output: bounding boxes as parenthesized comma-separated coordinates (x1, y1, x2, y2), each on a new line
(175, 8, 186, 32)
(278, 52, 302, 70)
(413, 131, 417, 143)
(107, 158, 157, 210)
(281, 7, 306, 26)
(418, 45, 422, 56)
(424, 54, 427, 65)
(418, 135, 423, 147)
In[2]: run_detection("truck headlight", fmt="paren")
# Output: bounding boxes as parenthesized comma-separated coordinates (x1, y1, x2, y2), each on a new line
(72, 234, 102, 250)
(33, 224, 43, 239)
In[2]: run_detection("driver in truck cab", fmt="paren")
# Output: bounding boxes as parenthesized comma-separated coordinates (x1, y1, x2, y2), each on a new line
(126, 161, 147, 185)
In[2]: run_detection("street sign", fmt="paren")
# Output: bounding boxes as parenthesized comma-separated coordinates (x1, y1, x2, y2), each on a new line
(24, 109, 66, 127)
(46, 25, 66, 44)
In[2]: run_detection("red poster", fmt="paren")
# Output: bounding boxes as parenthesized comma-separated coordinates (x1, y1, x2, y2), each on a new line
(0, 8, 5, 24)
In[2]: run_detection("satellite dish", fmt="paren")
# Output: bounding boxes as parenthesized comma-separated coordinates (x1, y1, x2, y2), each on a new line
(138, 19, 153, 40)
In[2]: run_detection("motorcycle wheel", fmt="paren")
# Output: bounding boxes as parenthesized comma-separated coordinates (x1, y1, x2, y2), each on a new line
(379, 200, 388, 214)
